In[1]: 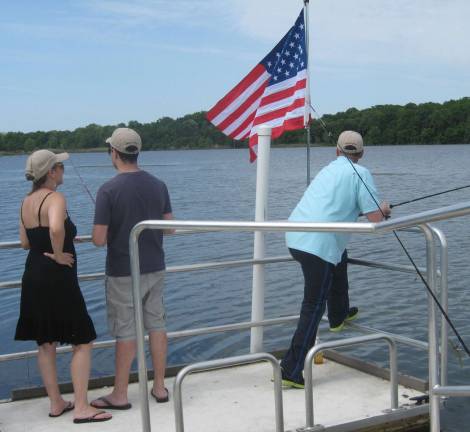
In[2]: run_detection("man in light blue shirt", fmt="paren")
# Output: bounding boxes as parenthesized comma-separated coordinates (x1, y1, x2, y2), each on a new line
(281, 131, 391, 388)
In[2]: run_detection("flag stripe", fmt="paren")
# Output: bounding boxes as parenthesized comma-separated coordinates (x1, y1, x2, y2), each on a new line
(252, 98, 305, 127)
(262, 70, 307, 96)
(207, 66, 270, 126)
(217, 84, 266, 135)
(256, 88, 306, 117)
(234, 119, 254, 140)
(249, 106, 305, 137)
(230, 110, 257, 140)
(259, 78, 307, 107)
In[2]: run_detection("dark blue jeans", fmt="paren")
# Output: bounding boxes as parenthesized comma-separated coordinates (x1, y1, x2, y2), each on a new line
(281, 249, 350, 382)
(328, 250, 350, 328)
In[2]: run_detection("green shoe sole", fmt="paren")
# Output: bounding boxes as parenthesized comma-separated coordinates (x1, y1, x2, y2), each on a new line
(330, 308, 359, 332)
(329, 322, 345, 332)
(282, 378, 305, 389)
(345, 310, 359, 322)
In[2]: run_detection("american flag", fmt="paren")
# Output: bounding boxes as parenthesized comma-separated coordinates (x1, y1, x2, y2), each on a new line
(207, 9, 309, 162)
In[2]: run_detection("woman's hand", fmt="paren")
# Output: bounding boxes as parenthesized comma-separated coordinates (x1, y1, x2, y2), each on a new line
(43, 251, 75, 267)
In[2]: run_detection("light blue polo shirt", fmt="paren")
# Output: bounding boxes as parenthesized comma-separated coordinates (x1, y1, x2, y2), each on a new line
(286, 156, 380, 265)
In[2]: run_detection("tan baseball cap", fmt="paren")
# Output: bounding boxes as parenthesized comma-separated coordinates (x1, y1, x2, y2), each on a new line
(106, 128, 142, 154)
(25, 149, 69, 182)
(337, 130, 364, 154)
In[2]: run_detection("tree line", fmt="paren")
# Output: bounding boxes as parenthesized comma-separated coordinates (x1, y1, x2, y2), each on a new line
(1, 97, 469, 153)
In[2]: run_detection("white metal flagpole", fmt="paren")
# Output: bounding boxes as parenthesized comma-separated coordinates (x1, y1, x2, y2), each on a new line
(250, 126, 272, 353)
(303, 0, 312, 186)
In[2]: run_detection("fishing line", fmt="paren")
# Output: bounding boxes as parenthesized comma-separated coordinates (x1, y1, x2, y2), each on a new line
(68, 156, 96, 204)
(391, 185, 470, 208)
(310, 103, 470, 357)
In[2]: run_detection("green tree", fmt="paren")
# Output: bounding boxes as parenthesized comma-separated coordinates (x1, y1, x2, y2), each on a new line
(24, 138, 36, 152)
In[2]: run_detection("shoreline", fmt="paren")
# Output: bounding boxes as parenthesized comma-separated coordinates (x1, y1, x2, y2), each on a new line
(0, 142, 464, 156)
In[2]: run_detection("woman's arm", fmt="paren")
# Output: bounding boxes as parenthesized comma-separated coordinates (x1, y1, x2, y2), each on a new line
(19, 217, 30, 249)
(43, 193, 74, 267)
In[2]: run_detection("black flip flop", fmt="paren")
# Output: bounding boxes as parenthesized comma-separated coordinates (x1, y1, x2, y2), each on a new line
(90, 396, 132, 410)
(49, 401, 74, 418)
(73, 410, 112, 424)
(151, 388, 169, 403)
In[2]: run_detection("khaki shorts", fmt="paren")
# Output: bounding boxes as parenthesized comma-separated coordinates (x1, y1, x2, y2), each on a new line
(105, 270, 166, 340)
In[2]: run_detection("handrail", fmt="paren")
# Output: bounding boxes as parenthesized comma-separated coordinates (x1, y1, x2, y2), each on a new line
(0, 316, 297, 362)
(125, 200, 470, 235)
(303, 334, 398, 430)
(0, 256, 293, 290)
(173, 353, 284, 432)
(375, 201, 470, 231)
(433, 385, 470, 397)
(0, 255, 435, 290)
(0, 235, 94, 250)
(0, 226, 425, 251)
(0, 228, 211, 250)
(0, 315, 428, 363)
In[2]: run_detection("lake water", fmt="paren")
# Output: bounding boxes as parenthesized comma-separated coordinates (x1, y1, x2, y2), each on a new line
(1, 145, 470, 430)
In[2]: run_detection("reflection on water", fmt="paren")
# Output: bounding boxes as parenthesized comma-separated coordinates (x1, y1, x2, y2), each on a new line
(1, 145, 470, 431)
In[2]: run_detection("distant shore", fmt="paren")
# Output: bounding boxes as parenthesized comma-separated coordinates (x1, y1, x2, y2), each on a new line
(0, 143, 333, 156)
(1, 141, 465, 157)
(2, 98, 469, 154)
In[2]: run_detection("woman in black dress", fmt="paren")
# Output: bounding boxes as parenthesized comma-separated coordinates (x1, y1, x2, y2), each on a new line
(15, 149, 111, 424)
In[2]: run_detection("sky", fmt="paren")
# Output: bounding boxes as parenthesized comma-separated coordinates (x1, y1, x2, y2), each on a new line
(1, 0, 469, 132)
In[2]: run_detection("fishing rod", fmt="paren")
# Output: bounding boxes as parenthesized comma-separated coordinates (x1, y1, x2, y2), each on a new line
(310, 103, 470, 357)
(68, 157, 96, 204)
(391, 184, 470, 208)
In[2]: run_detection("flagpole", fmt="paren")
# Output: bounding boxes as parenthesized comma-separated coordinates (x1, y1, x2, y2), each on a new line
(303, 0, 324, 365)
(303, 0, 312, 185)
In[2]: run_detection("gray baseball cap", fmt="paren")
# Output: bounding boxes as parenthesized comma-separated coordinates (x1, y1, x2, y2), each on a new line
(106, 128, 142, 154)
(25, 149, 69, 181)
(337, 130, 364, 154)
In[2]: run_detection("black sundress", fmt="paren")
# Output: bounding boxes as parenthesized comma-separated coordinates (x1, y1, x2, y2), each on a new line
(15, 192, 96, 345)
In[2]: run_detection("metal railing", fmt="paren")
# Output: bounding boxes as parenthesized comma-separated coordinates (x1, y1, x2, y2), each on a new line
(0, 201, 465, 432)
(0, 230, 441, 363)
(173, 352, 284, 432)
(0, 237, 438, 364)
(127, 200, 470, 432)
(302, 334, 398, 431)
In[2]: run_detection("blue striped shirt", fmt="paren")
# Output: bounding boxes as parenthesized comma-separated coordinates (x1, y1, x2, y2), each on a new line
(286, 156, 379, 264)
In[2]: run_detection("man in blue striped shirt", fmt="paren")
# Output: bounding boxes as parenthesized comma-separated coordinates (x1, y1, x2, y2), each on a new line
(281, 130, 391, 388)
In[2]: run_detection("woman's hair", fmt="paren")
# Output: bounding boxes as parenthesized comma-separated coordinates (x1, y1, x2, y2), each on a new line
(26, 163, 63, 194)
(27, 173, 48, 195)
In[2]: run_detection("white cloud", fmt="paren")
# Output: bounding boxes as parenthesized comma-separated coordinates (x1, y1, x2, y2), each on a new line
(225, 0, 470, 68)
(86, 0, 236, 27)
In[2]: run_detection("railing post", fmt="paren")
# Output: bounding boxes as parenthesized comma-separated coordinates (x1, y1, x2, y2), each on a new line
(173, 353, 284, 432)
(250, 126, 272, 353)
(431, 226, 448, 387)
(130, 224, 151, 432)
(302, 334, 398, 431)
(420, 224, 440, 432)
